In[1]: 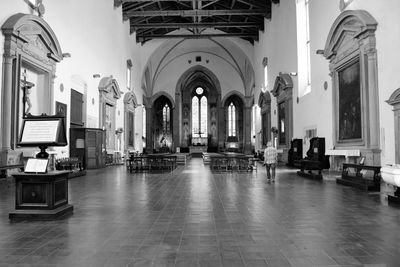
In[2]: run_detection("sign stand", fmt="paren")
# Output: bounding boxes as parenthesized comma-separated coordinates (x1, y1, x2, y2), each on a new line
(9, 114, 73, 220)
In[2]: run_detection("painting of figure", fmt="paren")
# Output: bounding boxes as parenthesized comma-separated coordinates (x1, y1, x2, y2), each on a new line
(338, 60, 361, 140)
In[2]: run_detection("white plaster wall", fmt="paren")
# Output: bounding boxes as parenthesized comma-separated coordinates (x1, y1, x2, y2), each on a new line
(0, 0, 144, 156)
(347, 0, 400, 165)
(303, 0, 400, 164)
(254, 0, 298, 150)
(254, 0, 400, 164)
(295, 0, 338, 152)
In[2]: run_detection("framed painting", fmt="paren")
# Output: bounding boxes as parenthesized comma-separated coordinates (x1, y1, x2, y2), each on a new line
(55, 101, 67, 118)
(338, 60, 362, 141)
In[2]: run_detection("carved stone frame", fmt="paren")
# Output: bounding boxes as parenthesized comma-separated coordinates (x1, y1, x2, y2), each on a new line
(258, 91, 271, 146)
(386, 88, 400, 164)
(98, 77, 122, 151)
(123, 92, 137, 151)
(271, 73, 293, 150)
(324, 10, 380, 165)
(1, 14, 62, 159)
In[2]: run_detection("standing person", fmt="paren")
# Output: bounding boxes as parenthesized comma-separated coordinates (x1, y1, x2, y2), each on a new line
(263, 141, 278, 182)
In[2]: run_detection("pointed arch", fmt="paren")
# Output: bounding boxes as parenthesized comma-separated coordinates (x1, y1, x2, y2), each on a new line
(150, 91, 175, 109)
(175, 65, 221, 96)
(221, 90, 245, 107)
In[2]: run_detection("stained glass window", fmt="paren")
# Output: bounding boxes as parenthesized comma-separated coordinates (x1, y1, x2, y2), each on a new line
(192, 96, 199, 137)
(228, 102, 236, 136)
(142, 107, 146, 139)
(192, 89, 207, 140)
(162, 104, 170, 133)
(200, 96, 207, 136)
(196, 87, 203, 95)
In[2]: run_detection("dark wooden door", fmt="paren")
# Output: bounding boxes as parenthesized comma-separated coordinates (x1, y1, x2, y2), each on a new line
(85, 129, 105, 169)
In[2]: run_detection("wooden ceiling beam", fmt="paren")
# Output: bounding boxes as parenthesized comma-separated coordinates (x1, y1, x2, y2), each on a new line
(125, 9, 267, 17)
(136, 32, 258, 40)
(236, 0, 268, 9)
(123, 0, 218, 2)
(202, 0, 221, 9)
(131, 21, 262, 29)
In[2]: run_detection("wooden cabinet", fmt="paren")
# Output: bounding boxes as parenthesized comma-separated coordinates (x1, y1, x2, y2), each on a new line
(70, 128, 106, 169)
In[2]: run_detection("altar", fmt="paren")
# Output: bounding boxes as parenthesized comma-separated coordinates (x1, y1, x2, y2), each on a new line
(325, 149, 360, 170)
(190, 145, 207, 154)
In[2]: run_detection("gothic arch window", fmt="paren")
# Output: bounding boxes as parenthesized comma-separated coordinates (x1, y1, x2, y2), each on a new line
(192, 96, 199, 137)
(142, 107, 146, 148)
(228, 102, 236, 137)
(152, 95, 173, 152)
(191, 87, 208, 145)
(162, 104, 170, 133)
(324, 10, 379, 165)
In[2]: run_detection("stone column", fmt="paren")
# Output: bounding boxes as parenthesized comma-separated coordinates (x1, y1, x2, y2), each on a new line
(173, 92, 181, 151)
(1, 54, 14, 165)
(243, 106, 252, 154)
(218, 105, 225, 150)
(243, 96, 253, 154)
(366, 48, 380, 149)
(145, 105, 153, 152)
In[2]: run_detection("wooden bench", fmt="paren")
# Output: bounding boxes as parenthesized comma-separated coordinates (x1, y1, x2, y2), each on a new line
(296, 160, 324, 180)
(336, 163, 381, 191)
(0, 164, 24, 178)
(127, 155, 177, 173)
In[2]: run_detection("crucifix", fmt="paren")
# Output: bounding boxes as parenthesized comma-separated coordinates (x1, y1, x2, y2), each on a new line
(21, 69, 34, 115)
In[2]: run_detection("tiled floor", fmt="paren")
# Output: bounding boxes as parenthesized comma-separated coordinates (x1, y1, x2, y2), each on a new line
(0, 158, 400, 267)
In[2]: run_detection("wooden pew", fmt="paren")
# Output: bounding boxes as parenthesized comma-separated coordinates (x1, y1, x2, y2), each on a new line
(336, 163, 381, 191)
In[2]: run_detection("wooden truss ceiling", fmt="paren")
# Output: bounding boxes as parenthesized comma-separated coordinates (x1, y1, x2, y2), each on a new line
(115, 0, 280, 44)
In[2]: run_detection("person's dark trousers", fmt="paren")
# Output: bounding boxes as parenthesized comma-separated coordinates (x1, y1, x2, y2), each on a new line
(266, 163, 276, 180)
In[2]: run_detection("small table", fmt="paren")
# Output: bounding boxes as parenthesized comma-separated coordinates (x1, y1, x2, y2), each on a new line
(9, 171, 73, 220)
